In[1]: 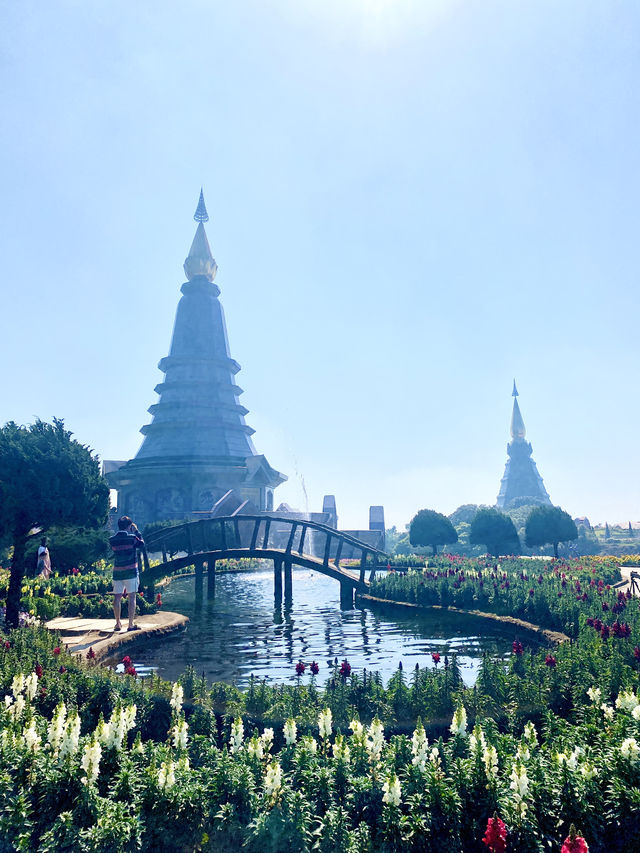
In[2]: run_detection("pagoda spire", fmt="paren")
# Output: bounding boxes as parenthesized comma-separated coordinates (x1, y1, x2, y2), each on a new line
(194, 188, 209, 222)
(510, 382, 526, 440)
(184, 190, 217, 282)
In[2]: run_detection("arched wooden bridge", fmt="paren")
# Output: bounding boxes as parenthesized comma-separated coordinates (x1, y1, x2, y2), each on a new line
(140, 515, 388, 608)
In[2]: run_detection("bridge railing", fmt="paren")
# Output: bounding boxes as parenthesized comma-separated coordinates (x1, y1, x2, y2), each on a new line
(144, 514, 387, 582)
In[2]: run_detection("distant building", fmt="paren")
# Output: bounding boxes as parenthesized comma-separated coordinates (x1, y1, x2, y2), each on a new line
(105, 192, 286, 525)
(496, 382, 552, 510)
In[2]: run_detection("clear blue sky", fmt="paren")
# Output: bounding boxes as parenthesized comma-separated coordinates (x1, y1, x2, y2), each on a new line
(2, 1, 639, 529)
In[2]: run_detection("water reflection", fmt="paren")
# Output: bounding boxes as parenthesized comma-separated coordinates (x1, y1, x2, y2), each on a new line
(130, 568, 523, 688)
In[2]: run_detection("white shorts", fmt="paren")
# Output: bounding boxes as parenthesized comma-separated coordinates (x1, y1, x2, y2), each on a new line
(113, 577, 139, 595)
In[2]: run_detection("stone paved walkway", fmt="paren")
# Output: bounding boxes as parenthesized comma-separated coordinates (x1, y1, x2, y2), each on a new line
(45, 612, 189, 662)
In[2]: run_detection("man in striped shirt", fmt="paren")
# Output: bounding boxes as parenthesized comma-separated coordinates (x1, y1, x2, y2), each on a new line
(109, 515, 145, 632)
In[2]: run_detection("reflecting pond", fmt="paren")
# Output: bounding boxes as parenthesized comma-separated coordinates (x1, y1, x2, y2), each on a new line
(126, 567, 528, 687)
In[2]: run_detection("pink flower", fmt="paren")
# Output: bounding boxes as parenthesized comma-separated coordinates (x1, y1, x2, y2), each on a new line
(561, 826, 589, 853)
(52, 647, 61, 656)
(482, 814, 507, 853)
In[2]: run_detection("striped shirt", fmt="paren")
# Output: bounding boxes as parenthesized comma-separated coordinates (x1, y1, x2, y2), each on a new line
(109, 530, 144, 582)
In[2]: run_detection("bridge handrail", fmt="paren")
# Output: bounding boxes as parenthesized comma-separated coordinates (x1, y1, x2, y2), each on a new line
(144, 514, 387, 559)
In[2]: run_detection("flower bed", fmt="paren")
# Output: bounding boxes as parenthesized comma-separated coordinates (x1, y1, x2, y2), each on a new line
(1, 628, 639, 851)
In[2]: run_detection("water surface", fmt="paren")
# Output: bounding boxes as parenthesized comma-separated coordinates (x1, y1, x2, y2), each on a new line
(126, 568, 523, 687)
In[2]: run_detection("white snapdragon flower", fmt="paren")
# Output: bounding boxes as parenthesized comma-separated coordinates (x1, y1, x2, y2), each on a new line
(23, 720, 41, 753)
(11, 674, 25, 699)
(366, 719, 385, 765)
(429, 745, 442, 769)
(170, 683, 184, 714)
(580, 761, 598, 780)
(616, 689, 639, 712)
(230, 718, 244, 754)
(7, 695, 25, 720)
(318, 708, 332, 740)
(523, 721, 538, 746)
(264, 761, 283, 801)
(509, 761, 529, 817)
(261, 728, 274, 754)
(283, 718, 297, 745)
(24, 673, 38, 702)
(247, 735, 264, 761)
(299, 735, 318, 755)
(177, 755, 190, 772)
(349, 720, 365, 739)
(172, 719, 188, 750)
(632, 705, 640, 722)
(602, 704, 615, 720)
(620, 737, 640, 763)
(81, 736, 102, 785)
(157, 759, 176, 790)
(332, 734, 350, 763)
(450, 705, 467, 736)
(59, 710, 81, 760)
(468, 725, 486, 755)
(587, 687, 601, 705)
(483, 744, 499, 779)
(411, 722, 429, 771)
(382, 773, 402, 806)
(516, 742, 530, 762)
(48, 702, 67, 754)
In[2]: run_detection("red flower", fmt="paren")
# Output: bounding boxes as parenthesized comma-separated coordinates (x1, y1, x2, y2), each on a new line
(634, 646, 640, 660)
(156, 593, 162, 608)
(295, 660, 306, 676)
(87, 647, 96, 660)
(59, 665, 66, 674)
(76, 590, 83, 596)
(432, 652, 441, 665)
(339, 659, 352, 678)
(71, 567, 79, 576)
(561, 826, 589, 853)
(35, 663, 43, 678)
(482, 814, 507, 853)
(512, 640, 524, 656)
(125, 665, 137, 677)
(122, 655, 132, 666)
(310, 660, 319, 675)
(52, 647, 61, 656)
(545, 655, 557, 668)
(3, 641, 10, 651)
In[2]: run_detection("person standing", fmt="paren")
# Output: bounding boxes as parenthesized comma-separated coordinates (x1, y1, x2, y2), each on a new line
(37, 537, 51, 579)
(109, 516, 144, 632)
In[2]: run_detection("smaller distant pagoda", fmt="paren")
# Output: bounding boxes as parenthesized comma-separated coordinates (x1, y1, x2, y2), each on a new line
(496, 382, 552, 509)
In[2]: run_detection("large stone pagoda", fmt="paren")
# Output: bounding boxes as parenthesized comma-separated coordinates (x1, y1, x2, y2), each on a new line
(106, 191, 286, 526)
(495, 382, 552, 510)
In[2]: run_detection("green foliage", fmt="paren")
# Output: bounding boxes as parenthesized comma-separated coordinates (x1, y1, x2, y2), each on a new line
(470, 508, 520, 556)
(525, 506, 579, 558)
(0, 419, 109, 628)
(23, 527, 110, 576)
(409, 510, 458, 556)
